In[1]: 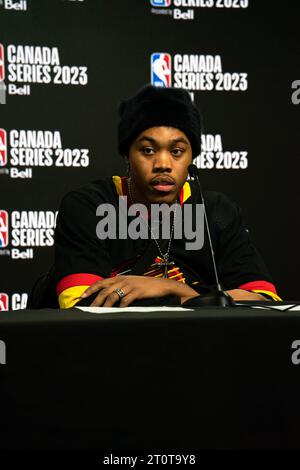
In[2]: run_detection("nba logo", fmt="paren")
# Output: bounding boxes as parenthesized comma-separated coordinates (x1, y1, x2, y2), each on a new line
(0, 44, 5, 82)
(0, 129, 7, 167)
(0, 210, 9, 248)
(151, 0, 172, 6)
(151, 53, 172, 87)
(0, 293, 9, 312)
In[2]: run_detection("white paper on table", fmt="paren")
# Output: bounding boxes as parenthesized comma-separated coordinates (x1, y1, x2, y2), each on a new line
(76, 304, 300, 314)
(76, 306, 194, 314)
(286, 305, 300, 311)
(235, 303, 299, 311)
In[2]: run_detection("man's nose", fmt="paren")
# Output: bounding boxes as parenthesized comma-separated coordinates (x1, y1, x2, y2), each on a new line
(152, 150, 172, 172)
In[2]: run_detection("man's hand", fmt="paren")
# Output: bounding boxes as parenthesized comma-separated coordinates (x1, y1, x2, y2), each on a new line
(81, 275, 199, 307)
(226, 289, 269, 301)
(80, 278, 268, 308)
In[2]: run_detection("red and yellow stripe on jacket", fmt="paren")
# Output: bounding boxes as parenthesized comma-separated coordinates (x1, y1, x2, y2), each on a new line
(56, 273, 103, 309)
(237, 280, 281, 301)
(143, 256, 186, 283)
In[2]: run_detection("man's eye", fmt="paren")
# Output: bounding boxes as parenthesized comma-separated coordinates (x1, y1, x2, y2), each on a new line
(172, 148, 184, 157)
(141, 147, 155, 155)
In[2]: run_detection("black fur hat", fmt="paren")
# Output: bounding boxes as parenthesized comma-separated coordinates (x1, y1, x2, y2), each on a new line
(118, 85, 201, 158)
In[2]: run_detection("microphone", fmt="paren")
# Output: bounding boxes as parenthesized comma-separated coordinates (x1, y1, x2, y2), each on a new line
(187, 164, 235, 307)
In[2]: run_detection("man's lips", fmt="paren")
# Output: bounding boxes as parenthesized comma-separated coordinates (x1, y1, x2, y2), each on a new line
(150, 176, 175, 192)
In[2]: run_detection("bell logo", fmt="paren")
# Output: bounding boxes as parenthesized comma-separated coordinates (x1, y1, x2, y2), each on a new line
(0, 129, 7, 166)
(0, 44, 5, 82)
(0, 293, 9, 312)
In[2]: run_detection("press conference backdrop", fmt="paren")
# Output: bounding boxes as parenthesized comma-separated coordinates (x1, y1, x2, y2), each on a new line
(0, 0, 299, 311)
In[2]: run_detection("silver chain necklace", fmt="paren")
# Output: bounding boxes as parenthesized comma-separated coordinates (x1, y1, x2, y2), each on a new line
(127, 177, 177, 278)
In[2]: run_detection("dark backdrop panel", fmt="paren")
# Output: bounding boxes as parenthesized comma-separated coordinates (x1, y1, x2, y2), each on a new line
(0, 0, 299, 310)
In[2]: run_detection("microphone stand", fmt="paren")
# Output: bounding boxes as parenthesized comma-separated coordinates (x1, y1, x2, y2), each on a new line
(185, 164, 235, 308)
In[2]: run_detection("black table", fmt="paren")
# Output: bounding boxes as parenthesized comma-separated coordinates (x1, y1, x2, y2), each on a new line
(1, 303, 300, 450)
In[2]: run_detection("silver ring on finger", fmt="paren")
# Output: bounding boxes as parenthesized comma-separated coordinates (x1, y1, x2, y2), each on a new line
(114, 288, 126, 299)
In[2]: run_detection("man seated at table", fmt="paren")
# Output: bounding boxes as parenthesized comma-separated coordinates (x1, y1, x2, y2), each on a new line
(54, 85, 281, 308)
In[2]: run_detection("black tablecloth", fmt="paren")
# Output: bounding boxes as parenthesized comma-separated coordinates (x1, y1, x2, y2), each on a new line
(1, 303, 300, 450)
